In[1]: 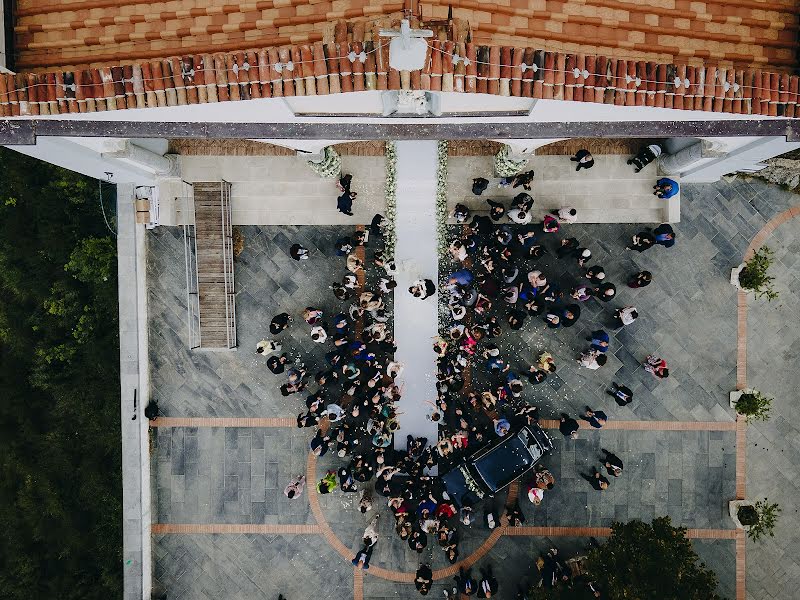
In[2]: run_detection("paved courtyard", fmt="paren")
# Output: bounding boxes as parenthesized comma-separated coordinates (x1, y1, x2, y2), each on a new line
(148, 170, 800, 600)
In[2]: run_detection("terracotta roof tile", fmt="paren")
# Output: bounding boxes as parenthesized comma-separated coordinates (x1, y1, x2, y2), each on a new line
(2, 19, 798, 119)
(324, 43, 340, 94)
(465, 43, 477, 93)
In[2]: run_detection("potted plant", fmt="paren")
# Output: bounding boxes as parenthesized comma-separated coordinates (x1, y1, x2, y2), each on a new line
(732, 246, 778, 300)
(730, 499, 780, 541)
(730, 389, 772, 421)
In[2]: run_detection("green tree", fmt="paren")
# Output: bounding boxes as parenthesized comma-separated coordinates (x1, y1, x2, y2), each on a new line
(587, 517, 722, 600)
(0, 147, 121, 600)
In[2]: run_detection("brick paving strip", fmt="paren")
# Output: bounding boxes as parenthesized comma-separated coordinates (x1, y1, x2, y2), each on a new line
(353, 567, 364, 600)
(537, 419, 736, 431)
(150, 417, 295, 428)
(151, 523, 320, 534)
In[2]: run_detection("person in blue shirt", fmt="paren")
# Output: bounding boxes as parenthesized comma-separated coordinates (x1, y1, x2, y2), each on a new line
(654, 178, 679, 199)
(587, 329, 610, 353)
(653, 223, 676, 248)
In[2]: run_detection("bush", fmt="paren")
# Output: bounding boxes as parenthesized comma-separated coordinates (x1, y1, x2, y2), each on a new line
(747, 499, 781, 542)
(739, 246, 778, 300)
(734, 390, 772, 421)
(581, 517, 723, 600)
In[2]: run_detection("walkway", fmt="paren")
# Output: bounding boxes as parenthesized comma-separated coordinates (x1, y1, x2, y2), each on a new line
(392, 141, 440, 451)
(447, 154, 679, 224)
(169, 154, 387, 226)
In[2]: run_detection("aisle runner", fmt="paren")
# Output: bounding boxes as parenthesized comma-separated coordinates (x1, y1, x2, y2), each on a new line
(393, 141, 440, 451)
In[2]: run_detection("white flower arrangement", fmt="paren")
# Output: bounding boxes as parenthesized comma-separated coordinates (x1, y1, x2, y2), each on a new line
(384, 141, 397, 257)
(459, 466, 485, 499)
(494, 144, 529, 177)
(435, 140, 450, 324)
(306, 146, 342, 178)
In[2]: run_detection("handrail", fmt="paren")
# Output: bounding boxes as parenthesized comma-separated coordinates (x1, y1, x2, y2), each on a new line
(220, 179, 237, 349)
(182, 180, 201, 350)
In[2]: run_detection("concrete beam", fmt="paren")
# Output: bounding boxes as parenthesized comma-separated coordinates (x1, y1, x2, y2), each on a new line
(2, 118, 800, 144)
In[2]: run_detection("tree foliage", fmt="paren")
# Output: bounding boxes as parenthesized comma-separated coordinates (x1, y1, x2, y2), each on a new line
(0, 147, 122, 600)
(587, 517, 723, 600)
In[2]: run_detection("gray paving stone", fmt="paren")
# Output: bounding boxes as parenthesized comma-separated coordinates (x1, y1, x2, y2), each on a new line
(148, 179, 800, 599)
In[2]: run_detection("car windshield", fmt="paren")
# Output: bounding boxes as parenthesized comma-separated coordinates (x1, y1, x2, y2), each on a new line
(473, 433, 538, 491)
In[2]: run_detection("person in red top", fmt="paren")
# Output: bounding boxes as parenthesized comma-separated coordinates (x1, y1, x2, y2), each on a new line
(644, 354, 669, 378)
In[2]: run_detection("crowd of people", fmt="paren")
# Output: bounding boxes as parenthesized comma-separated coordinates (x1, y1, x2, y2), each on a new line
(264, 146, 677, 597)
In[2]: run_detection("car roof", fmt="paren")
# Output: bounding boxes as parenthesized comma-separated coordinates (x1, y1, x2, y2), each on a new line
(471, 429, 541, 492)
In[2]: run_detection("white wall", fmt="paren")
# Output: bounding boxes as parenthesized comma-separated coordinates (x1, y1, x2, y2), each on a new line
(5, 137, 159, 184)
(285, 91, 383, 115)
(18, 91, 783, 125)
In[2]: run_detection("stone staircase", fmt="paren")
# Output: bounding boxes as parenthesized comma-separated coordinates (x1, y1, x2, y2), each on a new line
(447, 155, 679, 224)
(192, 181, 237, 349)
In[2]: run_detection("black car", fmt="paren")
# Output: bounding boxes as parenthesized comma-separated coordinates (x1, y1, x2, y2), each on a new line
(441, 425, 553, 508)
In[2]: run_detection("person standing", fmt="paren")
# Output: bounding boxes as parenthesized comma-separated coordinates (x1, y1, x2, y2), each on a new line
(454, 566, 477, 596)
(289, 243, 309, 260)
(270, 312, 292, 334)
(556, 237, 580, 259)
(559, 413, 579, 439)
(351, 544, 373, 569)
(612, 306, 638, 328)
(654, 177, 679, 198)
(472, 177, 489, 195)
(415, 563, 433, 595)
(477, 565, 499, 598)
(581, 407, 607, 428)
(601, 449, 624, 477)
(585, 265, 606, 284)
(581, 468, 610, 490)
(316, 470, 337, 494)
(628, 270, 652, 288)
(409, 278, 436, 300)
(507, 207, 532, 224)
(267, 353, 291, 374)
(336, 174, 357, 215)
(644, 354, 669, 378)
(256, 339, 281, 356)
(626, 230, 655, 252)
(653, 223, 676, 248)
(570, 149, 595, 171)
(553, 207, 578, 223)
(283, 475, 306, 499)
(593, 282, 616, 302)
(578, 349, 607, 370)
(606, 382, 633, 406)
(587, 329, 610, 353)
(486, 198, 506, 221)
(627, 143, 662, 172)
(542, 214, 560, 233)
(362, 514, 380, 547)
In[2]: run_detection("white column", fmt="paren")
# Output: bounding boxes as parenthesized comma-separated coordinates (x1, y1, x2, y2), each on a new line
(393, 141, 440, 451)
(659, 139, 727, 176)
(102, 139, 179, 177)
